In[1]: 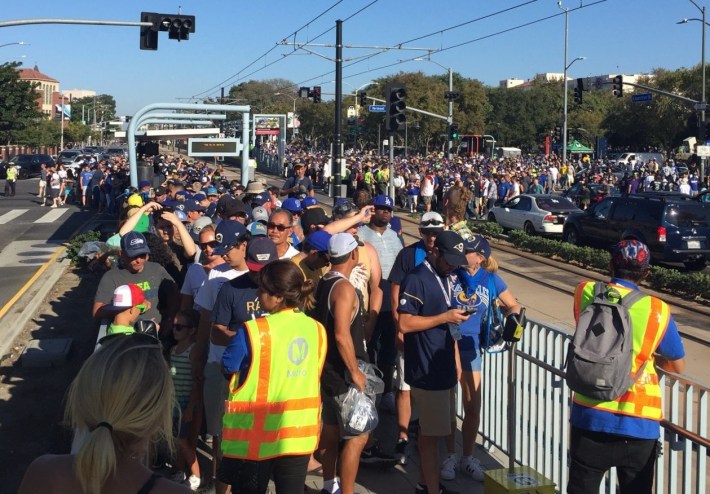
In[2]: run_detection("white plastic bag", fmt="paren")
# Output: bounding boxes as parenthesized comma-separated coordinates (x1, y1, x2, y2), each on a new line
(340, 386, 379, 436)
(77, 241, 108, 260)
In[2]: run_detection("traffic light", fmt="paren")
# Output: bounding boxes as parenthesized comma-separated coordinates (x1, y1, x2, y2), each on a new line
(573, 78, 583, 104)
(161, 15, 195, 41)
(612, 75, 623, 98)
(140, 12, 160, 50)
(358, 91, 367, 106)
(299, 87, 310, 98)
(312, 86, 321, 103)
(386, 84, 407, 132)
(140, 12, 195, 49)
(448, 124, 459, 140)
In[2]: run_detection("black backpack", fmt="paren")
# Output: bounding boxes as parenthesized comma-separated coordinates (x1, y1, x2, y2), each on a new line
(565, 282, 646, 401)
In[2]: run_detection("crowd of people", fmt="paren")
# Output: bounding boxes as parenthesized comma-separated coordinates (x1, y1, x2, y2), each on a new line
(18, 146, 687, 494)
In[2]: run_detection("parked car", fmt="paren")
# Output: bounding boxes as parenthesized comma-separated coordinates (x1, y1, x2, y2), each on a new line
(57, 149, 84, 165)
(563, 193, 710, 270)
(6, 154, 55, 179)
(563, 182, 618, 207)
(105, 146, 127, 158)
(487, 194, 581, 236)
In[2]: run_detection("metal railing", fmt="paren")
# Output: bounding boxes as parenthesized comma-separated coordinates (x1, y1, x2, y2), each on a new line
(255, 147, 284, 176)
(466, 319, 709, 494)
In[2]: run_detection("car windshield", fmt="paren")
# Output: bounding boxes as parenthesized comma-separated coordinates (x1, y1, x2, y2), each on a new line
(665, 204, 710, 227)
(535, 196, 578, 211)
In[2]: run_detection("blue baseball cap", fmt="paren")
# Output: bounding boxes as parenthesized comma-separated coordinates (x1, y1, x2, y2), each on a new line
(251, 193, 269, 207)
(206, 186, 219, 196)
(282, 198, 303, 213)
(465, 234, 491, 259)
(372, 194, 394, 210)
(302, 196, 318, 208)
(306, 230, 331, 253)
(247, 221, 267, 237)
(193, 192, 207, 202)
(213, 220, 248, 255)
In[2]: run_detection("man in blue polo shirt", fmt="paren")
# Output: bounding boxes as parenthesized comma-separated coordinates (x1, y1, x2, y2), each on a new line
(398, 230, 470, 494)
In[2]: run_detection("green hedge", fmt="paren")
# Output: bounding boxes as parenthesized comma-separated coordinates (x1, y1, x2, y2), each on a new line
(472, 224, 709, 303)
(65, 230, 102, 267)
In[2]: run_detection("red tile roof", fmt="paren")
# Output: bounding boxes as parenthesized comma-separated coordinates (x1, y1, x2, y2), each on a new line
(18, 65, 58, 83)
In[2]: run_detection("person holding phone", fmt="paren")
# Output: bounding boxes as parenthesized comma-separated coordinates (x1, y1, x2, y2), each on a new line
(440, 234, 521, 482)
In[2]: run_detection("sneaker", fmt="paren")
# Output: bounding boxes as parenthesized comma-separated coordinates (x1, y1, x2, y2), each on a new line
(415, 484, 449, 494)
(459, 456, 485, 482)
(439, 453, 457, 480)
(188, 475, 201, 491)
(359, 443, 397, 466)
(395, 437, 409, 465)
(379, 391, 395, 414)
(320, 486, 341, 494)
(167, 471, 186, 483)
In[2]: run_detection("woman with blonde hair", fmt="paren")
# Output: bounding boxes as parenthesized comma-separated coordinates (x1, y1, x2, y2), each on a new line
(19, 335, 191, 494)
(439, 234, 521, 483)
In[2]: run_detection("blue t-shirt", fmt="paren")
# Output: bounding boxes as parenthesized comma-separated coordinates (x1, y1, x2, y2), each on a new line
(452, 269, 507, 355)
(398, 261, 457, 391)
(570, 278, 685, 439)
(80, 170, 93, 187)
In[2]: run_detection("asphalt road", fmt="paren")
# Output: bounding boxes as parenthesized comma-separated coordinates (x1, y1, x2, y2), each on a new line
(0, 178, 93, 312)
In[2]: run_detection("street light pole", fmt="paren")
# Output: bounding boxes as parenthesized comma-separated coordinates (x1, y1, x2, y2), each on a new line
(414, 58, 454, 159)
(559, 1, 569, 164)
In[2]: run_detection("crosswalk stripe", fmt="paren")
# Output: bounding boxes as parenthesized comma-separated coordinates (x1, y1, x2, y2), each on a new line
(0, 209, 29, 225)
(34, 208, 69, 224)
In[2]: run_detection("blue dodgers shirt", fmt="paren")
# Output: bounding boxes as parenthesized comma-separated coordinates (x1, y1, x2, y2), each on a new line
(570, 278, 685, 439)
(398, 262, 457, 391)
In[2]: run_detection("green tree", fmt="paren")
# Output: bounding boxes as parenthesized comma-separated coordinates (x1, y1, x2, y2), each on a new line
(0, 62, 43, 145)
(70, 94, 116, 124)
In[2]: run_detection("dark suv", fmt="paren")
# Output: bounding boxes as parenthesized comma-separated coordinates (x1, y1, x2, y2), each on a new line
(7, 154, 55, 179)
(563, 192, 710, 270)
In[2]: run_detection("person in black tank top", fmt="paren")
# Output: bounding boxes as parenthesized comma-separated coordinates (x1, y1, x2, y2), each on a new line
(308, 233, 369, 494)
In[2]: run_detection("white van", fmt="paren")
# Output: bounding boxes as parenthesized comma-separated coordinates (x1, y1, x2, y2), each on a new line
(616, 152, 665, 169)
(495, 147, 522, 159)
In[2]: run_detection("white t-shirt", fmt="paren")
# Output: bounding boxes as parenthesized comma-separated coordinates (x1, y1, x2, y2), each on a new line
(194, 264, 248, 363)
(180, 263, 208, 308)
(280, 244, 300, 260)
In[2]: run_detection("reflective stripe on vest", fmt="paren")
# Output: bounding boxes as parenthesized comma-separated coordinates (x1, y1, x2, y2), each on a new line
(572, 281, 669, 421)
(222, 309, 326, 460)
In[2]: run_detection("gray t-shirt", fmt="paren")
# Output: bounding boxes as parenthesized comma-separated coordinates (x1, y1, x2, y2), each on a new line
(95, 261, 176, 323)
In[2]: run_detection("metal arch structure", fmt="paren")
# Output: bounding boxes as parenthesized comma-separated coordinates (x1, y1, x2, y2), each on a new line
(251, 113, 287, 171)
(128, 103, 250, 187)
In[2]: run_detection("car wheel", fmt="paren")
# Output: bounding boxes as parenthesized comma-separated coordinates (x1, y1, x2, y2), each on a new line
(564, 226, 580, 245)
(487, 213, 496, 223)
(18, 168, 28, 180)
(524, 221, 536, 236)
(683, 259, 707, 271)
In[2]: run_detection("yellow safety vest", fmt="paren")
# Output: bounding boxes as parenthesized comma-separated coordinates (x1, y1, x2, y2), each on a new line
(572, 281, 670, 421)
(6, 166, 17, 181)
(222, 309, 326, 460)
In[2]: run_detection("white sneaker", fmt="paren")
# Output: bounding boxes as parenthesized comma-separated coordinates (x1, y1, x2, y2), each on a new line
(188, 475, 201, 491)
(460, 456, 485, 481)
(440, 453, 457, 480)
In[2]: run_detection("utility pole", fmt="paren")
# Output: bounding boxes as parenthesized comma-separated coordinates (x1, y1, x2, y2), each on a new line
(332, 20, 343, 203)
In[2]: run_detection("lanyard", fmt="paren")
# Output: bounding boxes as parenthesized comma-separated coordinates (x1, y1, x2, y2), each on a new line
(423, 260, 452, 307)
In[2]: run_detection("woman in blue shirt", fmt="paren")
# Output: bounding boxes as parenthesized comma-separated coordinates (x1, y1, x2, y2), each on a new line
(440, 235, 521, 482)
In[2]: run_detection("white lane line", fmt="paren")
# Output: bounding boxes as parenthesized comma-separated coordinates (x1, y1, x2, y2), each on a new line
(0, 209, 29, 225)
(34, 208, 69, 224)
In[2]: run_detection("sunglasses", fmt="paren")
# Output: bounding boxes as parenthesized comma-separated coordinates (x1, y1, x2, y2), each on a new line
(420, 219, 444, 227)
(266, 222, 291, 232)
(130, 253, 149, 260)
(200, 241, 219, 249)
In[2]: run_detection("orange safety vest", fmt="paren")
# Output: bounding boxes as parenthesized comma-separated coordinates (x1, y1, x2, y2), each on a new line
(572, 281, 670, 421)
(222, 309, 326, 460)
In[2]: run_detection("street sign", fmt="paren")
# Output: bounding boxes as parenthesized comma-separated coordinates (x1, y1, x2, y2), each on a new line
(696, 145, 710, 157)
(369, 104, 386, 112)
(693, 102, 710, 111)
(631, 93, 652, 103)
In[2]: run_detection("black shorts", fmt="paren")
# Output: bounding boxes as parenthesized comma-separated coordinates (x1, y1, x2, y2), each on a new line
(217, 454, 310, 494)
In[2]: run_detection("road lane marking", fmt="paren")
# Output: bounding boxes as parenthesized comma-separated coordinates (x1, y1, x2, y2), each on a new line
(0, 209, 29, 225)
(34, 208, 69, 224)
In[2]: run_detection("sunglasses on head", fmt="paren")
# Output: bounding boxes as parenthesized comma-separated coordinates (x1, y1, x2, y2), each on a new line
(266, 222, 291, 232)
(420, 219, 444, 227)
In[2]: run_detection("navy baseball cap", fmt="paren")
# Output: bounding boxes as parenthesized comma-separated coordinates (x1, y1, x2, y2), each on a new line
(435, 231, 468, 267)
(465, 234, 491, 259)
(121, 231, 151, 258)
(372, 195, 394, 210)
(213, 220, 248, 255)
(246, 237, 278, 271)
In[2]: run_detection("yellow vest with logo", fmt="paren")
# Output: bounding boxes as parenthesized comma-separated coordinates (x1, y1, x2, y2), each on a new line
(222, 309, 326, 460)
(6, 166, 17, 181)
(572, 281, 670, 421)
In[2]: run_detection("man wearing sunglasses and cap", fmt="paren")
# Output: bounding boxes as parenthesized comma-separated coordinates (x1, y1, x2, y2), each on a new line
(398, 230, 471, 494)
(387, 211, 445, 465)
(94, 231, 178, 337)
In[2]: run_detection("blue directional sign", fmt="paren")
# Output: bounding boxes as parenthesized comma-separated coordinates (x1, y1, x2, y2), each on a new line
(369, 104, 386, 112)
(631, 93, 652, 103)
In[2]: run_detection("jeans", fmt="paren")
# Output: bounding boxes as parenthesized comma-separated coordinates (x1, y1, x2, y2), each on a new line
(567, 427, 659, 494)
(218, 454, 310, 494)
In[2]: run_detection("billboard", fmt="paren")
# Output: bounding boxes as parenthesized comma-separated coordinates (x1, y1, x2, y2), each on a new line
(255, 116, 281, 135)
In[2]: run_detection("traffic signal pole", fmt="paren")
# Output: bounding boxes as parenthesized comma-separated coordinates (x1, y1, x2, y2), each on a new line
(333, 20, 344, 204)
(447, 67, 453, 160)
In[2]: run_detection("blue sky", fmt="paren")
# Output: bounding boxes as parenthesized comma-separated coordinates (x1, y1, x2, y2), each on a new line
(2, 0, 708, 114)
